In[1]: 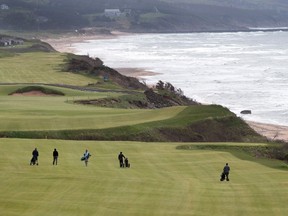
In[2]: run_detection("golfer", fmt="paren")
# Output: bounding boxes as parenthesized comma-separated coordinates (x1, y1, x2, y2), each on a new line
(118, 152, 125, 168)
(223, 163, 230, 181)
(32, 148, 39, 166)
(31, 148, 39, 165)
(83, 149, 91, 166)
(53, 148, 59, 165)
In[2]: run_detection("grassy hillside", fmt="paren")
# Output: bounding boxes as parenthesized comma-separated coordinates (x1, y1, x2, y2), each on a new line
(0, 85, 185, 131)
(0, 139, 288, 216)
(0, 52, 97, 85)
(1, 0, 288, 33)
(0, 84, 262, 142)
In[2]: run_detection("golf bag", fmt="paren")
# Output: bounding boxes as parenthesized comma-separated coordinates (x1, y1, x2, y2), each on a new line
(81, 153, 91, 161)
(220, 172, 225, 181)
(30, 156, 38, 165)
(124, 158, 130, 168)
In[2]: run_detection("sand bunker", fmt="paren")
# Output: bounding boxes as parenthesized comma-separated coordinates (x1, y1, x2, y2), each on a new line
(11, 90, 61, 96)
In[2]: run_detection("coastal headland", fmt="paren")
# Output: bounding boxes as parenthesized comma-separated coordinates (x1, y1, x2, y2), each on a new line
(42, 32, 288, 142)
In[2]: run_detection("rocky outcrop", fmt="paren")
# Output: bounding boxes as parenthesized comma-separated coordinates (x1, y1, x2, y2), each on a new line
(241, 110, 252, 114)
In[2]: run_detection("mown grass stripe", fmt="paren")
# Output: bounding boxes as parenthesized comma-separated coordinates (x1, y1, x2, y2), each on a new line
(1, 139, 287, 216)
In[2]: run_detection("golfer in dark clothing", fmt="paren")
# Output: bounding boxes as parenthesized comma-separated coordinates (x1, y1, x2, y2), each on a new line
(118, 152, 125, 168)
(30, 148, 39, 165)
(83, 149, 91, 167)
(53, 148, 59, 165)
(223, 163, 230, 181)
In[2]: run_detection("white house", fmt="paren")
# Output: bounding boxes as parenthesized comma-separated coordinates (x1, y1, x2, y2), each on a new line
(0, 4, 9, 10)
(0, 37, 24, 47)
(104, 9, 121, 18)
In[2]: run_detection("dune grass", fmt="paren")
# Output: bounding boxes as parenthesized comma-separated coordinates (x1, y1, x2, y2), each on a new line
(0, 139, 287, 216)
(0, 52, 97, 85)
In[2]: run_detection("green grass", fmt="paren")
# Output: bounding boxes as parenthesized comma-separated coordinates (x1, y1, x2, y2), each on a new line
(0, 85, 253, 141)
(1, 85, 231, 134)
(0, 85, 186, 131)
(0, 139, 287, 216)
(0, 38, 285, 215)
(0, 84, 116, 97)
(0, 52, 97, 85)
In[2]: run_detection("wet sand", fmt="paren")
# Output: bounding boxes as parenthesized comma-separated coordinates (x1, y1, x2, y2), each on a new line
(116, 68, 161, 78)
(42, 31, 132, 53)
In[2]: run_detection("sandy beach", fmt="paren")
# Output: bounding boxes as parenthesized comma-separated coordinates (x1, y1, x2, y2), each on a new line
(246, 121, 288, 142)
(43, 31, 128, 53)
(42, 33, 288, 143)
(116, 68, 161, 79)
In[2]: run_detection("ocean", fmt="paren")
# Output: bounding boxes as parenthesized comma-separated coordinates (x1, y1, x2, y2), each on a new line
(73, 31, 288, 126)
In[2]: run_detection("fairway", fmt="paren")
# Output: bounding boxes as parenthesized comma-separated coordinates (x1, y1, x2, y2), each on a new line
(0, 139, 287, 216)
(0, 85, 186, 131)
(0, 53, 97, 85)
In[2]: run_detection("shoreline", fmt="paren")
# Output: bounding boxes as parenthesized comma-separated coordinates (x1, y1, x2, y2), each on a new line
(41, 32, 288, 142)
(246, 121, 288, 142)
(42, 32, 161, 78)
(116, 68, 161, 79)
(42, 31, 134, 53)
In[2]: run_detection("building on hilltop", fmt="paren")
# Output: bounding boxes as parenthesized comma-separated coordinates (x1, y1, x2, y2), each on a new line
(104, 9, 121, 18)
